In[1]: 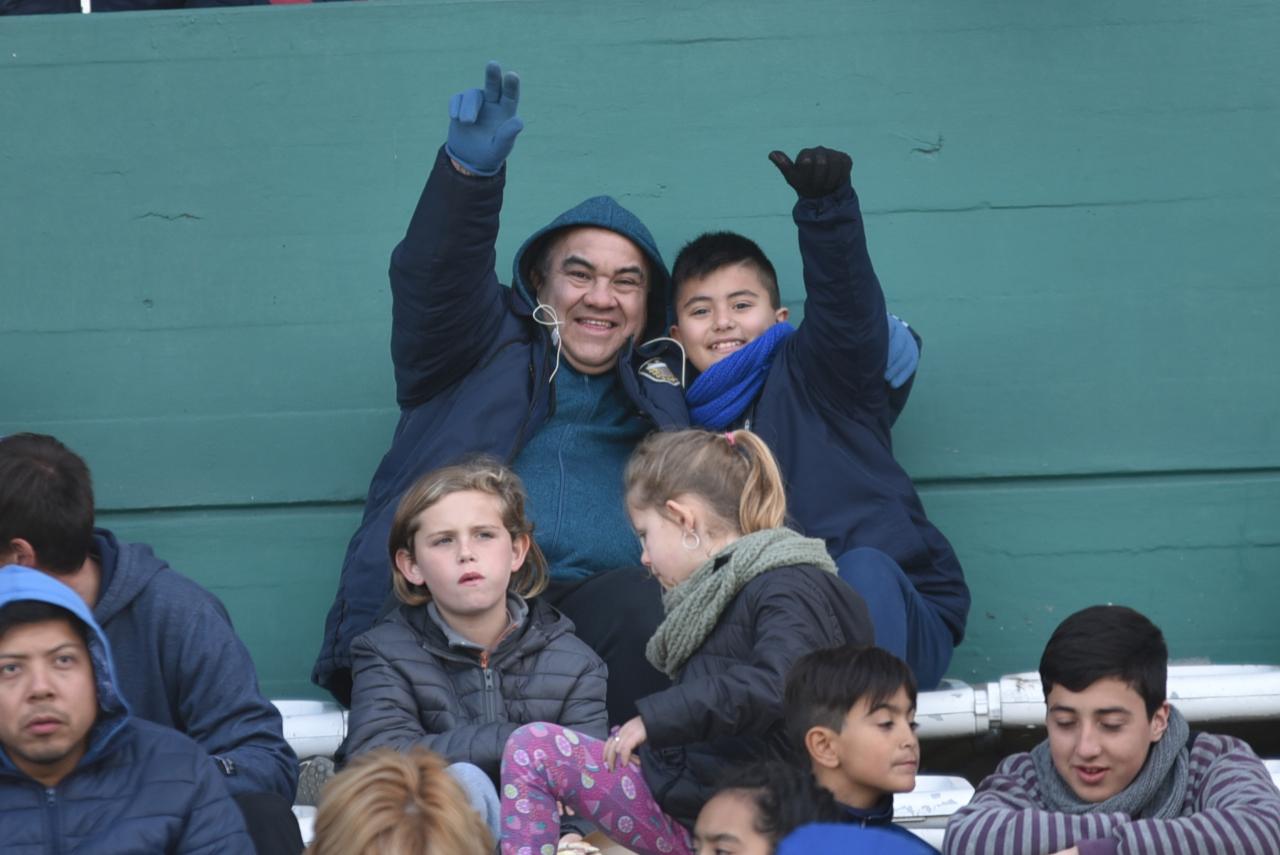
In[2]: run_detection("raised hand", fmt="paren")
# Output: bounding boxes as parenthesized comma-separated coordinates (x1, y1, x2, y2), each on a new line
(445, 61, 524, 176)
(768, 146, 853, 199)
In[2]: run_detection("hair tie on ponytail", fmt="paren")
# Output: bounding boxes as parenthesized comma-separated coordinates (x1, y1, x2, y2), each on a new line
(724, 431, 736, 446)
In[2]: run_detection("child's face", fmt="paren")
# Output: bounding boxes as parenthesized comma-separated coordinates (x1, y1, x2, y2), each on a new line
(1046, 675, 1169, 803)
(394, 490, 529, 626)
(693, 790, 772, 855)
(828, 686, 919, 808)
(627, 502, 706, 591)
(670, 263, 788, 374)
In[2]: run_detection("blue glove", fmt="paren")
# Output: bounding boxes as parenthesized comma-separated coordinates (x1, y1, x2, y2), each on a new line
(885, 313, 919, 389)
(445, 61, 524, 177)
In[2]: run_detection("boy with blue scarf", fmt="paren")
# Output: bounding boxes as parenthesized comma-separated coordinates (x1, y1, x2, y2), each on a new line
(664, 146, 969, 689)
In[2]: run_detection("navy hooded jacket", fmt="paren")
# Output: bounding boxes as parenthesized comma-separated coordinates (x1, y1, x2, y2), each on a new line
(620, 182, 970, 647)
(314, 146, 675, 699)
(91, 528, 297, 799)
(0, 565, 254, 855)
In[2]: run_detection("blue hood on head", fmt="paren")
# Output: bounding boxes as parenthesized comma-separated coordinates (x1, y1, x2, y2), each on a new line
(0, 565, 130, 770)
(511, 195, 673, 339)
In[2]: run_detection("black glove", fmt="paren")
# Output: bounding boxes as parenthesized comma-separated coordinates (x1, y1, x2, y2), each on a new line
(768, 146, 853, 199)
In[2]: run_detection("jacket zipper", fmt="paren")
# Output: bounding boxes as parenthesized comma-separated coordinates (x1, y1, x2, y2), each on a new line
(45, 787, 62, 855)
(479, 650, 498, 723)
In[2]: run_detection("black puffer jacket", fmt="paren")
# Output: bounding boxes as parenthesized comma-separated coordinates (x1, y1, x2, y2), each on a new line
(634, 562, 872, 828)
(347, 597, 607, 779)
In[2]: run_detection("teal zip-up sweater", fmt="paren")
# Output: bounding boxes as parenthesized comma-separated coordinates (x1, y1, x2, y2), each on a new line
(514, 364, 648, 581)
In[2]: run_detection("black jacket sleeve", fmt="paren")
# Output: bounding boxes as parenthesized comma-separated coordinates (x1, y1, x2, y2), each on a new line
(636, 574, 868, 748)
(389, 146, 511, 408)
(790, 182, 893, 429)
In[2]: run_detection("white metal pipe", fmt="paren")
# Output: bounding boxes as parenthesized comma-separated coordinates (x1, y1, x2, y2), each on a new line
(272, 699, 347, 759)
(916, 664, 1280, 740)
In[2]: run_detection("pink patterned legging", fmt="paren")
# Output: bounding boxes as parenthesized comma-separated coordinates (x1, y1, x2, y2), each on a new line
(499, 722, 695, 855)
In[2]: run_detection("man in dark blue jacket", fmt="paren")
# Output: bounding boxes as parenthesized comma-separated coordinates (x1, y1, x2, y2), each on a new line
(0, 432, 301, 853)
(0, 564, 254, 854)
(655, 147, 970, 689)
(313, 61, 682, 721)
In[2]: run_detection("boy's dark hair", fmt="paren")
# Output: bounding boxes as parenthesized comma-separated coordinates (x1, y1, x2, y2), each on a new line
(0, 434, 96, 574)
(672, 231, 781, 309)
(784, 645, 918, 756)
(1039, 604, 1168, 718)
(0, 599, 91, 650)
(711, 761, 843, 846)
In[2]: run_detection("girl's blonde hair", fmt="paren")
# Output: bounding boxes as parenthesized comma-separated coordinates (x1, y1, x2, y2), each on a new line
(624, 429, 786, 535)
(308, 747, 493, 855)
(387, 458, 548, 606)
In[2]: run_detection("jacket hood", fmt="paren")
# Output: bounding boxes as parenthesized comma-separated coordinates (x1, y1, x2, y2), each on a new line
(0, 564, 130, 773)
(91, 529, 165, 625)
(510, 195, 673, 340)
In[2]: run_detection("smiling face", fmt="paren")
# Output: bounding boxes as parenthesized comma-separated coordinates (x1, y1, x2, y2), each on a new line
(1046, 675, 1170, 803)
(671, 263, 789, 373)
(0, 617, 97, 788)
(394, 490, 530, 629)
(693, 790, 772, 855)
(533, 227, 650, 375)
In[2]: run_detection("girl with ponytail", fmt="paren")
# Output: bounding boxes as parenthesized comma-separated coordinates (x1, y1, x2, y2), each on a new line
(498, 429, 875, 855)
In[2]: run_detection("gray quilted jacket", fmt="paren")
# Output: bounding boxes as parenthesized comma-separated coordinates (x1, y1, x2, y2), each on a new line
(347, 595, 607, 778)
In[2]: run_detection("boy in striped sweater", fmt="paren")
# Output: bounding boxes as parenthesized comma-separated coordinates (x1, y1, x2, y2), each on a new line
(943, 605, 1280, 855)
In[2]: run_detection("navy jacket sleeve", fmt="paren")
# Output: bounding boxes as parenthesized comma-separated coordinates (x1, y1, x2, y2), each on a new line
(390, 145, 511, 408)
(174, 738, 256, 855)
(167, 592, 298, 800)
(790, 182, 893, 428)
(636, 577, 865, 748)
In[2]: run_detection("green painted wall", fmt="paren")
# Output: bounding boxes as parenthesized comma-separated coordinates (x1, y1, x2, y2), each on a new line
(3, 1, 1278, 698)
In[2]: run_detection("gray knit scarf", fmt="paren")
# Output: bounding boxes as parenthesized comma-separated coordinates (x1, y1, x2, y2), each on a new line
(1030, 705, 1190, 819)
(644, 527, 837, 678)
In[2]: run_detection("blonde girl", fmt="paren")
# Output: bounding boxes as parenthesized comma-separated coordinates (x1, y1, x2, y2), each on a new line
(345, 459, 607, 843)
(499, 430, 874, 855)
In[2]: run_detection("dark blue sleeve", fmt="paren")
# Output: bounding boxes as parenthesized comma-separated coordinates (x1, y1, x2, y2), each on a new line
(790, 182, 892, 426)
(174, 740, 256, 855)
(389, 146, 511, 408)
(167, 588, 299, 801)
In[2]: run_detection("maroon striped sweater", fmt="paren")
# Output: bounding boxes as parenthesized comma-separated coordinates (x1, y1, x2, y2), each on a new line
(943, 732, 1280, 855)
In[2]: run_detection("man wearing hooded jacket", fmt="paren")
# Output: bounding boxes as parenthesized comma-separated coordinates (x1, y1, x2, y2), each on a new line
(313, 61, 682, 722)
(0, 433, 301, 854)
(0, 564, 255, 854)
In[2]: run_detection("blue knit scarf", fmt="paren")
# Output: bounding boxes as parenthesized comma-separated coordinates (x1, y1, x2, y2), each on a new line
(686, 322, 794, 429)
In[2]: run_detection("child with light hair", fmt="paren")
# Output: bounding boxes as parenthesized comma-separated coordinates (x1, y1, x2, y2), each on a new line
(309, 747, 492, 855)
(498, 428, 874, 854)
(345, 458, 607, 843)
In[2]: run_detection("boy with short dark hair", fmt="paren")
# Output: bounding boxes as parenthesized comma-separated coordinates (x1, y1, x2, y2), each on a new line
(661, 148, 969, 689)
(783, 644, 939, 853)
(943, 605, 1280, 855)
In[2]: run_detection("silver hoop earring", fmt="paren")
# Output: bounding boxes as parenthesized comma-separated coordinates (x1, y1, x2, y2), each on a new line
(682, 530, 701, 551)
